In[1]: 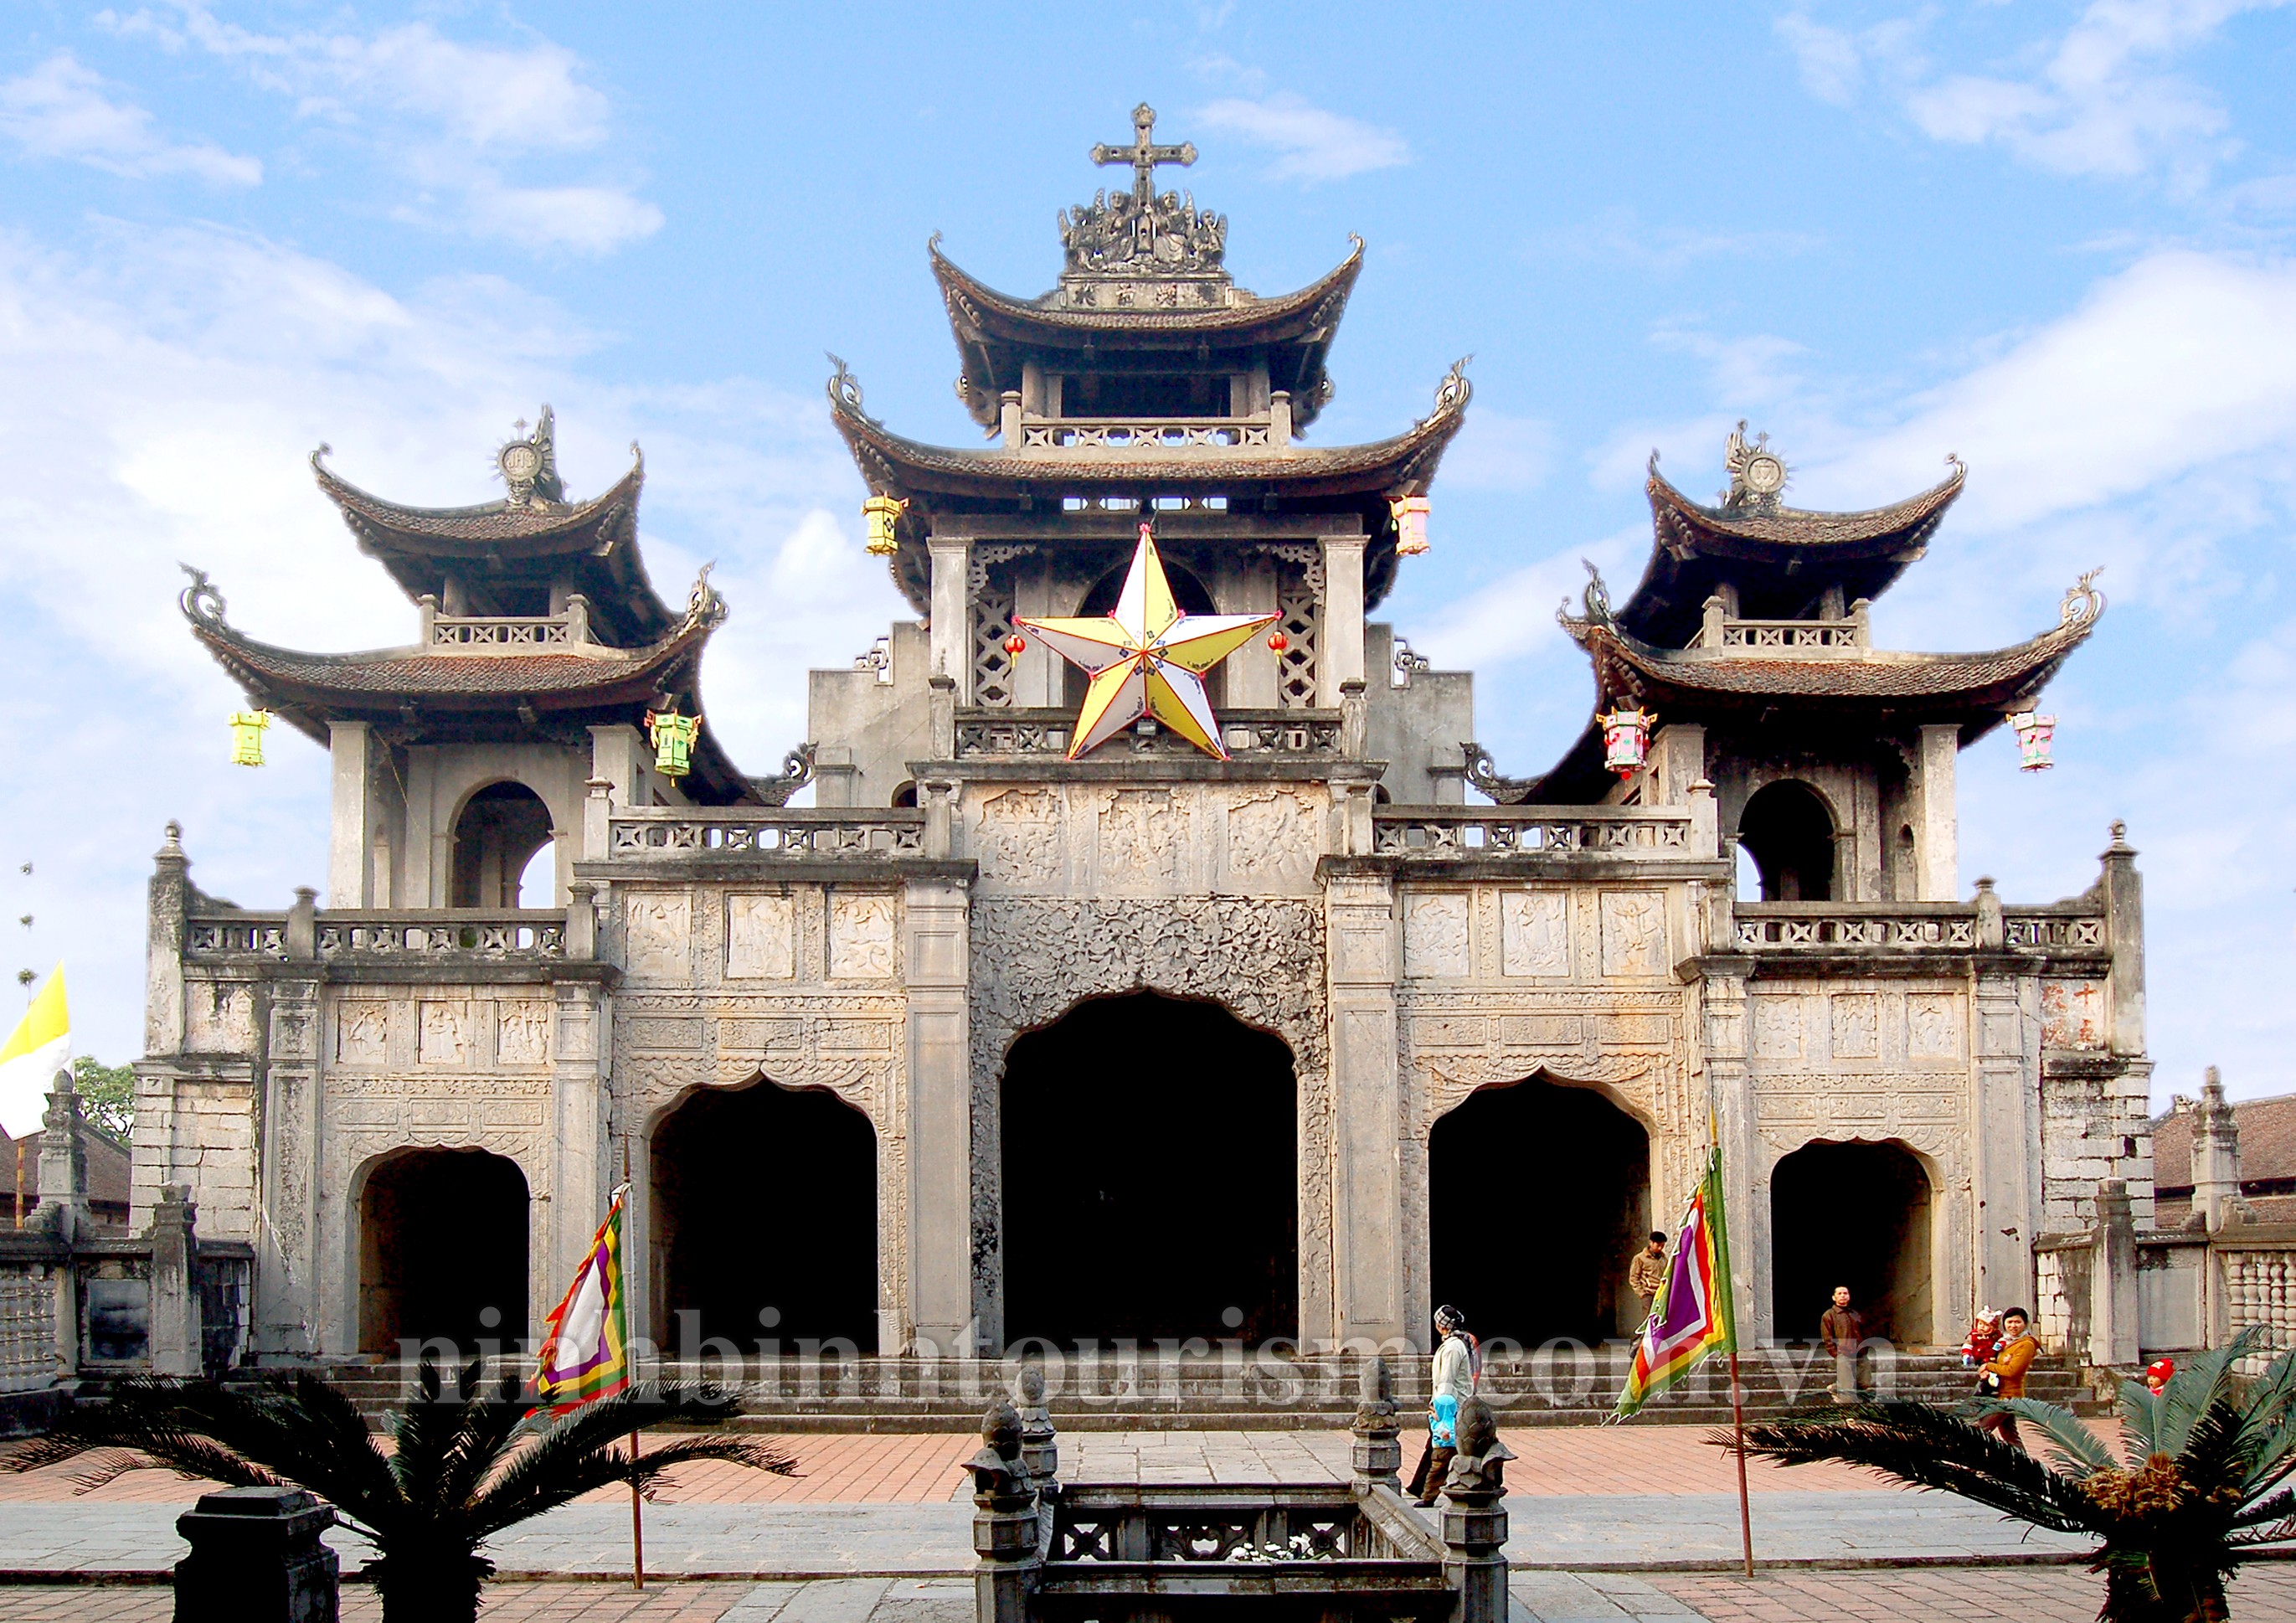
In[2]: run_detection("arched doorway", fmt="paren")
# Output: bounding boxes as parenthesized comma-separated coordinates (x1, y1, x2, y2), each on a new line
(358, 1147, 528, 1354)
(1737, 781, 1835, 900)
(651, 1080, 878, 1352)
(1430, 1075, 1650, 1345)
(451, 781, 554, 908)
(1769, 1139, 1933, 1345)
(1001, 992, 1295, 1345)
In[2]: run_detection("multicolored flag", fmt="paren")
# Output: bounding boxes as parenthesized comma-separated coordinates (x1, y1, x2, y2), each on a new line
(1616, 1143, 1737, 1417)
(0, 966, 69, 1138)
(531, 1185, 631, 1415)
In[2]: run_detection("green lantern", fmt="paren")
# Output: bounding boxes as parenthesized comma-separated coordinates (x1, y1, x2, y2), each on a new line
(646, 708, 702, 781)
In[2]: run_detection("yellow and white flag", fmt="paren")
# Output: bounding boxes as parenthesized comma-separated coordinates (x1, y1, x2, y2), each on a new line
(0, 966, 69, 1138)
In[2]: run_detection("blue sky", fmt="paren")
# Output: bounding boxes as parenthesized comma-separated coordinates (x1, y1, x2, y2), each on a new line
(2, 3, 2293, 1104)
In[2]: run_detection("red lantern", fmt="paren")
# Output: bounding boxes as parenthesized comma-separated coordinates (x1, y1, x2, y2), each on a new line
(1268, 631, 1290, 653)
(1003, 632, 1027, 657)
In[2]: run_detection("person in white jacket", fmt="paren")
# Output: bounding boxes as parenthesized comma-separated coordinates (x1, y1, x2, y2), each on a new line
(1407, 1304, 1480, 1506)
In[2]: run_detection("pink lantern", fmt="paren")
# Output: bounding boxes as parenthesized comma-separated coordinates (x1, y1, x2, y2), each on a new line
(2010, 710, 2057, 770)
(1598, 703, 1655, 779)
(1391, 495, 1430, 556)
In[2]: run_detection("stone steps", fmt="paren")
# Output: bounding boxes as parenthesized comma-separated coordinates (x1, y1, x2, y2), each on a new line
(198, 1350, 2091, 1430)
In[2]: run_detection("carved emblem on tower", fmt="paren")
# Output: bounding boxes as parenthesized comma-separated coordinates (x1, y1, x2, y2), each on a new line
(1057, 104, 1228, 291)
(1721, 420, 1789, 511)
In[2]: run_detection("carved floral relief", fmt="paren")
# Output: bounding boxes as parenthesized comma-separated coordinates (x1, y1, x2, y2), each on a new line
(1097, 789, 1181, 885)
(974, 788, 1064, 886)
(1225, 791, 1317, 886)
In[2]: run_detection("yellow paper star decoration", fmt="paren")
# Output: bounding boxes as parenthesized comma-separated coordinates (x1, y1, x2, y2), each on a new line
(1016, 523, 1279, 760)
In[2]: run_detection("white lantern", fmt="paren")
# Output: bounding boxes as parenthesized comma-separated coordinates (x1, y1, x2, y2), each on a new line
(1598, 704, 1655, 779)
(2010, 710, 2057, 771)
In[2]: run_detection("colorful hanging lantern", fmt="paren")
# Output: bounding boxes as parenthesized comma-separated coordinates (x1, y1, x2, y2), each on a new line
(646, 707, 703, 781)
(862, 494, 907, 556)
(1003, 632, 1027, 657)
(2009, 710, 2057, 771)
(1391, 495, 1431, 556)
(1598, 703, 1655, 780)
(1267, 630, 1289, 653)
(227, 709, 271, 768)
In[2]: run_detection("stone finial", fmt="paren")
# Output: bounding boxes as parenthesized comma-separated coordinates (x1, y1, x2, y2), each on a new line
(2108, 820, 2133, 853)
(156, 822, 188, 867)
(2193, 1066, 2251, 1232)
(965, 1396, 1036, 1516)
(1012, 1366, 1057, 1486)
(1350, 1353, 1402, 1492)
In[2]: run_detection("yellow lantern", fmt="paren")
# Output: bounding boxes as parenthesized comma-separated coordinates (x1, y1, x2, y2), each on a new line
(1391, 495, 1430, 556)
(862, 494, 907, 556)
(646, 708, 702, 781)
(227, 709, 271, 767)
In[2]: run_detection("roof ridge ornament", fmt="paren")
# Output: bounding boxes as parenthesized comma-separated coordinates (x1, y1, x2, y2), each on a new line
(825, 353, 879, 427)
(1557, 559, 1614, 631)
(178, 564, 229, 631)
(1058, 103, 1227, 288)
(2059, 566, 2105, 630)
(1721, 420, 1789, 512)
(497, 407, 564, 508)
(684, 562, 728, 631)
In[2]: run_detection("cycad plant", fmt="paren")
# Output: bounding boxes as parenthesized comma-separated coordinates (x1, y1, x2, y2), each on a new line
(8, 1359, 795, 1622)
(1729, 1328, 2296, 1623)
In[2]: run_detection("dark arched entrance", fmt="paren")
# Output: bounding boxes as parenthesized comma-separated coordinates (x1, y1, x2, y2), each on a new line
(1770, 1139, 1933, 1345)
(1737, 780, 1835, 901)
(652, 1080, 878, 1352)
(452, 781, 553, 907)
(358, 1147, 528, 1353)
(1001, 992, 1295, 1345)
(1430, 1076, 1650, 1346)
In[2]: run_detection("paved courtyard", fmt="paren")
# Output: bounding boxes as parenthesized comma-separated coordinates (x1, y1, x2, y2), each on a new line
(2, 1426, 2289, 1620)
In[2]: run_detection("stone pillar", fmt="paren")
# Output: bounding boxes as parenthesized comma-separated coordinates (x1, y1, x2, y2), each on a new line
(1648, 723, 1706, 806)
(1439, 1399, 1514, 1623)
(174, 1486, 337, 1623)
(1318, 533, 1367, 705)
(904, 876, 973, 1353)
(1697, 963, 1762, 1339)
(1350, 1354, 1401, 1491)
(588, 726, 646, 812)
(929, 532, 971, 703)
(255, 979, 323, 1356)
(1972, 971, 2039, 1325)
(1327, 869, 1403, 1347)
(1013, 1364, 1058, 1486)
(147, 1182, 202, 1378)
(2191, 1068, 2249, 1232)
(147, 823, 189, 1062)
(2088, 1180, 2139, 1368)
(966, 1401, 1041, 1623)
(34, 1077, 88, 1244)
(548, 979, 609, 1337)
(325, 721, 373, 908)
(1913, 724, 1959, 902)
(2101, 822, 2145, 1057)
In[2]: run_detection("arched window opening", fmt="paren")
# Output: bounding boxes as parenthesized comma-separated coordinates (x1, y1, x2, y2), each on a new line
(652, 1080, 878, 1352)
(1892, 822, 1918, 902)
(1737, 780, 1835, 901)
(359, 1147, 528, 1355)
(1430, 1076, 1650, 1346)
(452, 781, 554, 909)
(1770, 1140, 1933, 1346)
(1063, 557, 1226, 712)
(890, 780, 919, 808)
(1002, 992, 1296, 1346)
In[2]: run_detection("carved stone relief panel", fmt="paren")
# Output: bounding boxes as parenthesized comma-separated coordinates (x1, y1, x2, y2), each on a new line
(417, 1002, 471, 1066)
(1751, 994, 1804, 1062)
(185, 982, 257, 1054)
(1907, 992, 1964, 1063)
(829, 892, 899, 981)
(725, 892, 797, 980)
(1753, 1069, 1964, 1167)
(973, 788, 1065, 887)
(1830, 993, 1881, 1059)
(625, 893, 692, 981)
(2041, 979, 2106, 1050)
(496, 999, 552, 1068)
(1598, 892, 1668, 978)
(1402, 893, 1471, 979)
(1096, 789, 1181, 887)
(334, 1000, 389, 1067)
(1224, 790, 1319, 888)
(1499, 892, 1570, 978)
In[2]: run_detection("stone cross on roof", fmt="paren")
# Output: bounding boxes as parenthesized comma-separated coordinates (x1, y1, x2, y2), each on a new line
(1091, 103, 1196, 205)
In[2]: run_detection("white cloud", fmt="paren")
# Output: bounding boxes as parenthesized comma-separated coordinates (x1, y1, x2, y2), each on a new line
(1410, 524, 1648, 672)
(1775, 13, 1866, 106)
(1438, 410, 1557, 493)
(0, 51, 258, 184)
(1195, 93, 1408, 183)
(0, 223, 883, 1065)
(1528, 207, 1824, 275)
(99, 6, 656, 253)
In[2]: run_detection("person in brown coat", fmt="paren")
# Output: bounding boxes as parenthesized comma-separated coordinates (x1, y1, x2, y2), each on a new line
(1819, 1286, 1865, 1401)
(1976, 1308, 2040, 1448)
(1626, 1231, 1670, 1326)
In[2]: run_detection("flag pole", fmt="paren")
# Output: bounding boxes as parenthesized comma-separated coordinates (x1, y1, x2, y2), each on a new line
(620, 1133, 644, 1592)
(1728, 1340, 1753, 1578)
(1707, 1107, 1753, 1579)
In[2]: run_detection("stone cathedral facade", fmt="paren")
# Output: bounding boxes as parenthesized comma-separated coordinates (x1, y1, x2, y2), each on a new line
(133, 111, 2152, 1369)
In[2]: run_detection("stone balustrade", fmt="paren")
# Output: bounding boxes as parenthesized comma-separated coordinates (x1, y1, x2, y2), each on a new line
(1697, 595, 1869, 652)
(1372, 806, 1696, 858)
(419, 592, 590, 648)
(1733, 901, 2108, 954)
(186, 909, 567, 961)
(1018, 418, 1275, 452)
(607, 806, 927, 858)
(955, 708, 1341, 759)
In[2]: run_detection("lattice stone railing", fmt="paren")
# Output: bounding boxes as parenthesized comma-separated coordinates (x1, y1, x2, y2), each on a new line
(608, 807, 925, 858)
(1372, 806, 1693, 857)
(1019, 419, 1274, 452)
(955, 708, 1342, 759)
(1719, 619, 1865, 650)
(422, 595, 589, 648)
(2004, 913, 2107, 949)
(186, 910, 565, 960)
(1734, 903, 2109, 953)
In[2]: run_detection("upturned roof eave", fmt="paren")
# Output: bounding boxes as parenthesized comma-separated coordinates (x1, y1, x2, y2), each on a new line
(1642, 461, 1966, 555)
(929, 237, 1364, 348)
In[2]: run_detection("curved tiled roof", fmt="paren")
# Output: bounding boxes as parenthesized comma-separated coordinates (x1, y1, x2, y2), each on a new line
(1645, 461, 1965, 553)
(313, 449, 644, 549)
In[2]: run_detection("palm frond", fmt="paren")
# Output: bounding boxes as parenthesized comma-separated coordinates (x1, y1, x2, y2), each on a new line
(469, 1431, 793, 1541)
(434, 1368, 531, 1522)
(2154, 1328, 2267, 1460)
(1732, 1401, 2098, 1535)
(1998, 1399, 2115, 1478)
(469, 1386, 784, 1539)
(384, 1357, 472, 1517)
(2231, 1484, 2296, 1532)
(2232, 1347, 2296, 1492)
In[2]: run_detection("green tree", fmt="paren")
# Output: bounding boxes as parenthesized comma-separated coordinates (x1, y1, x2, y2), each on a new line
(69, 1057, 133, 1139)
(1731, 1329, 2296, 1623)
(9, 1359, 795, 1621)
